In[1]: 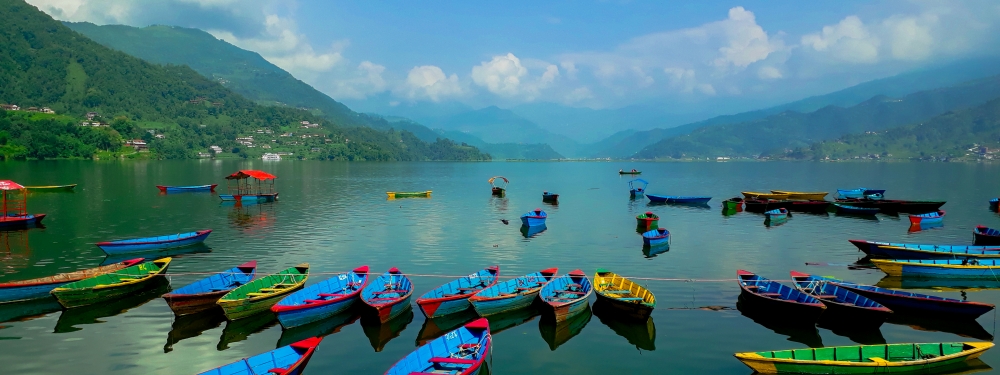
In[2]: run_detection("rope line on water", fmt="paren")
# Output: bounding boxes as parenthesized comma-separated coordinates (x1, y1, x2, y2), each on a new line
(145, 270, 782, 283)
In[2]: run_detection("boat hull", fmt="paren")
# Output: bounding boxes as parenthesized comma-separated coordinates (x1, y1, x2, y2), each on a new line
(418, 296, 474, 319)
(872, 260, 1000, 279)
(973, 227, 1000, 246)
(743, 192, 789, 200)
(386, 191, 431, 199)
(723, 200, 742, 211)
(834, 284, 994, 318)
(549, 298, 589, 323)
(164, 291, 227, 316)
(594, 293, 652, 320)
(471, 291, 538, 317)
(53, 274, 167, 308)
(368, 294, 412, 323)
(736, 343, 992, 374)
(220, 287, 302, 320)
(97, 230, 211, 254)
(738, 291, 825, 322)
(277, 297, 357, 328)
(0, 282, 69, 304)
(771, 191, 828, 200)
(219, 193, 278, 202)
(520, 216, 546, 227)
(849, 240, 1000, 259)
(818, 300, 890, 328)
(157, 184, 217, 193)
(26, 184, 76, 191)
(744, 200, 792, 213)
(0, 214, 46, 228)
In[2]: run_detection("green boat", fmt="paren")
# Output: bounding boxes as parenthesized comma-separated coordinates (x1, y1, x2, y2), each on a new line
(386, 191, 431, 199)
(25, 184, 77, 192)
(735, 342, 994, 374)
(217, 263, 309, 321)
(50, 258, 172, 308)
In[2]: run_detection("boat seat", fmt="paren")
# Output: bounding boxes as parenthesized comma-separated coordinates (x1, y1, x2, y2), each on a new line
(373, 291, 400, 295)
(615, 297, 645, 301)
(458, 344, 479, 349)
(429, 357, 476, 364)
(368, 297, 400, 301)
(515, 287, 535, 291)
(567, 283, 583, 288)
(317, 293, 346, 297)
(745, 285, 759, 289)
(814, 295, 837, 299)
(304, 299, 327, 304)
(559, 291, 586, 295)
(247, 292, 268, 297)
(456, 287, 480, 291)
(758, 293, 781, 297)
(599, 283, 615, 287)
(603, 290, 630, 294)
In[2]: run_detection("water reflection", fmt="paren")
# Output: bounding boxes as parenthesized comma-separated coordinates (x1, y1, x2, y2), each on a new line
(876, 276, 1000, 290)
(489, 196, 508, 213)
(539, 304, 592, 351)
(0, 298, 61, 324)
(908, 221, 944, 233)
(277, 308, 360, 348)
(885, 314, 993, 341)
(834, 213, 881, 222)
(217, 311, 278, 351)
(592, 299, 655, 351)
(764, 217, 789, 228)
(164, 308, 226, 352)
(642, 244, 670, 258)
(520, 224, 547, 239)
(54, 280, 169, 333)
(101, 244, 211, 265)
(487, 304, 542, 336)
(361, 307, 414, 352)
(737, 299, 823, 348)
(0, 229, 33, 274)
(817, 319, 886, 345)
(227, 202, 277, 232)
(647, 202, 711, 211)
(416, 308, 479, 346)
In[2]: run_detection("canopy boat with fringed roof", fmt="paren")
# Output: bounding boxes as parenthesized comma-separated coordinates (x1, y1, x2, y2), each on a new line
(219, 170, 278, 203)
(0, 180, 45, 228)
(488, 176, 509, 196)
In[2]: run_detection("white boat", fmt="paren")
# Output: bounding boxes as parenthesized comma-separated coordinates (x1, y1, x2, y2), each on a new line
(261, 153, 281, 161)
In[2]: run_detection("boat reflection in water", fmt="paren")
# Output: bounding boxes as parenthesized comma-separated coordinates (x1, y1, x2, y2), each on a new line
(217, 311, 278, 351)
(908, 221, 944, 233)
(592, 299, 655, 351)
(737, 298, 823, 348)
(886, 313, 993, 341)
(54, 279, 169, 334)
(520, 224, 547, 239)
(642, 243, 670, 258)
(817, 318, 886, 346)
(0, 297, 61, 324)
(226, 201, 276, 232)
(539, 303, 592, 351)
(487, 304, 543, 336)
(164, 308, 226, 352)
(361, 306, 414, 352)
(101, 244, 210, 266)
(764, 216, 789, 228)
(278, 307, 360, 347)
(416, 308, 479, 346)
(876, 276, 1000, 291)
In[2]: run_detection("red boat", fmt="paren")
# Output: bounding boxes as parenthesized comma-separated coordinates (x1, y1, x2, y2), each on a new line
(0, 180, 46, 229)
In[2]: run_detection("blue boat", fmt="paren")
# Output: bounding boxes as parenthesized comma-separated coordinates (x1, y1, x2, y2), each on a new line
(641, 228, 669, 247)
(540, 270, 593, 322)
(990, 198, 999, 211)
(197, 336, 322, 375)
(542, 191, 559, 202)
(520, 209, 547, 227)
(736, 270, 825, 320)
(384, 318, 491, 375)
(814, 276, 995, 318)
(95, 230, 212, 255)
(646, 194, 711, 204)
(764, 208, 789, 220)
(361, 268, 413, 323)
(628, 179, 648, 197)
(416, 266, 499, 319)
(0, 258, 144, 304)
(520, 224, 547, 238)
(832, 203, 879, 215)
(974, 225, 1000, 246)
(162, 261, 257, 316)
(871, 259, 1000, 279)
(789, 271, 892, 327)
(849, 239, 1000, 259)
(837, 188, 885, 199)
(157, 184, 217, 193)
(272, 265, 370, 328)
(469, 268, 558, 317)
(909, 210, 945, 225)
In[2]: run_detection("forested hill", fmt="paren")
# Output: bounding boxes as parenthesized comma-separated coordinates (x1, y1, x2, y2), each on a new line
(0, 1, 488, 160)
(632, 75, 1000, 159)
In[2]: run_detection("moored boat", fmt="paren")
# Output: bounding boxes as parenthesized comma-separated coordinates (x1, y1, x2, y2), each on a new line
(849, 239, 1000, 259)
(95, 229, 212, 255)
(871, 259, 1000, 279)
(735, 342, 994, 374)
(973, 225, 1000, 246)
(837, 188, 885, 199)
(272, 265, 369, 329)
(361, 268, 413, 323)
(647, 195, 711, 204)
(771, 190, 828, 200)
(833, 203, 879, 215)
(789, 271, 891, 327)
(156, 184, 217, 193)
(384, 318, 491, 375)
(619, 169, 641, 175)
(736, 270, 825, 321)
(722, 197, 744, 211)
(386, 191, 431, 199)
(469, 268, 558, 317)
(817, 276, 995, 318)
(909, 210, 945, 225)
(162, 261, 257, 316)
(540, 270, 593, 322)
(197, 336, 323, 375)
(636, 212, 659, 227)
(641, 228, 669, 247)
(25, 184, 77, 192)
(0, 258, 144, 304)
(990, 198, 999, 211)
(836, 198, 945, 214)
(0, 180, 46, 228)
(219, 170, 278, 202)
(217, 263, 309, 320)
(594, 269, 655, 320)
(742, 191, 790, 200)
(520, 209, 547, 227)
(764, 208, 789, 220)
(743, 199, 792, 213)
(628, 178, 648, 197)
(417, 266, 499, 319)
(51, 258, 172, 308)
(488, 176, 508, 196)
(542, 191, 559, 202)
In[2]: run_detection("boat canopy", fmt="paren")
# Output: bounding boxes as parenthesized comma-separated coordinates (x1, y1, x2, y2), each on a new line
(0, 180, 25, 190)
(0, 180, 27, 218)
(488, 176, 509, 188)
(226, 170, 276, 180)
(629, 179, 648, 189)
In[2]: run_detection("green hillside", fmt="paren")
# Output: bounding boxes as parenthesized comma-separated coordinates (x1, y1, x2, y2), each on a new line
(0, 1, 487, 160)
(632, 75, 1000, 159)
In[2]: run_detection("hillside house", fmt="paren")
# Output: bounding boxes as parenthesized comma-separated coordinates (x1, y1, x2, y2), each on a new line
(25, 107, 38, 112)
(1, 104, 19, 111)
(155, 134, 165, 139)
(310, 147, 321, 153)
(125, 139, 148, 152)
(40, 107, 55, 114)
(86, 112, 98, 120)
(209, 145, 223, 154)
(300, 121, 310, 125)
(197, 152, 212, 158)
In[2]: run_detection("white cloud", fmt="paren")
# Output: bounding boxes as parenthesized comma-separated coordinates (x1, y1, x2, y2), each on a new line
(327, 61, 387, 99)
(401, 65, 463, 102)
(801, 16, 880, 64)
(883, 14, 936, 61)
(564, 87, 594, 104)
(757, 66, 783, 80)
(210, 14, 345, 80)
(470, 53, 559, 100)
(712, 7, 779, 69)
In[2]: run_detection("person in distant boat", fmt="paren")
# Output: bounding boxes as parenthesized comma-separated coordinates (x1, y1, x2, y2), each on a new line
(631, 169, 637, 172)
(619, 169, 623, 173)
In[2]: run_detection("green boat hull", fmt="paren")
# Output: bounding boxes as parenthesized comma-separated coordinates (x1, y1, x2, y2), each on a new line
(219, 286, 302, 320)
(217, 263, 309, 321)
(737, 342, 993, 374)
(53, 275, 164, 308)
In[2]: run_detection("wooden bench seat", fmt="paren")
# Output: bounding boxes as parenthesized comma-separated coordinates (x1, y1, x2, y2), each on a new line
(429, 357, 476, 364)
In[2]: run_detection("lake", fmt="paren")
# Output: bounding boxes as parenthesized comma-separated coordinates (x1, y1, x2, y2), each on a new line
(1, 160, 999, 374)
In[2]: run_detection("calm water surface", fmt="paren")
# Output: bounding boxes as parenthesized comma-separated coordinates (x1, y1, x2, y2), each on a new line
(1, 161, 999, 374)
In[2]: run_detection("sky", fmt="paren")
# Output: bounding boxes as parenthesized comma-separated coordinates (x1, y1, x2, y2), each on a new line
(26, 0, 1000, 113)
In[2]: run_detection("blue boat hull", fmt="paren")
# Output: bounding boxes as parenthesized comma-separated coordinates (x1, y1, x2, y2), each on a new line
(643, 237, 669, 246)
(426, 298, 473, 318)
(219, 194, 278, 202)
(277, 298, 357, 329)
(0, 282, 66, 304)
(521, 216, 546, 227)
(98, 232, 211, 255)
(896, 265, 1000, 279)
(861, 246, 982, 260)
(471, 292, 538, 317)
(666, 197, 711, 204)
(839, 286, 993, 317)
(646, 195, 668, 203)
(164, 186, 213, 193)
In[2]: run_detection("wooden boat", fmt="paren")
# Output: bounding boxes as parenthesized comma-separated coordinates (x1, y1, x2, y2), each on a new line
(636, 212, 659, 227)
(789, 271, 891, 327)
(0, 180, 46, 228)
(417, 266, 499, 319)
(909, 210, 945, 225)
(744, 199, 792, 213)
(973, 225, 1000, 246)
(628, 178, 648, 197)
(156, 184, 217, 193)
(833, 203, 879, 215)
(722, 197, 743, 211)
(849, 239, 1000, 259)
(836, 198, 945, 214)
(488, 176, 508, 196)
(25, 184, 77, 192)
(641, 228, 669, 246)
(162, 261, 257, 316)
(272, 265, 369, 329)
(384, 318, 491, 375)
(0, 258, 144, 304)
(788, 200, 830, 213)
(361, 268, 413, 323)
(197, 336, 323, 375)
(735, 342, 994, 374)
(520, 209, 547, 227)
(743, 191, 790, 200)
(771, 190, 828, 200)
(837, 188, 885, 199)
(736, 270, 825, 321)
(593, 269, 655, 320)
(95, 229, 212, 255)
(51, 258, 171, 308)
(872, 259, 1000, 279)
(469, 268, 557, 317)
(520, 224, 547, 238)
(217, 263, 309, 320)
(219, 170, 278, 202)
(619, 170, 641, 175)
(386, 191, 431, 199)
(816, 276, 995, 318)
(990, 198, 999, 211)
(540, 270, 593, 322)
(647, 194, 711, 204)
(541, 191, 558, 202)
(764, 208, 789, 220)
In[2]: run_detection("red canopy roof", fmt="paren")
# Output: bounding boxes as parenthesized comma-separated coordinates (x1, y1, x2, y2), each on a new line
(225, 170, 277, 180)
(0, 180, 25, 190)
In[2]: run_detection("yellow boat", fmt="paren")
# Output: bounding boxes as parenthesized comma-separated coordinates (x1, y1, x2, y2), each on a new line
(742, 191, 789, 200)
(26, 184, 77, 192)
(735, 342, 993, 374)
(593, 269, 655, 320)
(771, 190, 829, 200)
(386, 191, 432, 199)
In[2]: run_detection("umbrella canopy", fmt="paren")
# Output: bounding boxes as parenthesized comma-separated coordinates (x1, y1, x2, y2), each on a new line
(225, 170, 277, 180)
(0, 180, 25, 190)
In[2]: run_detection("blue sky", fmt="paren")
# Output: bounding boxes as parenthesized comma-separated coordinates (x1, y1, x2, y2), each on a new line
(29, 0, 1000, 113)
